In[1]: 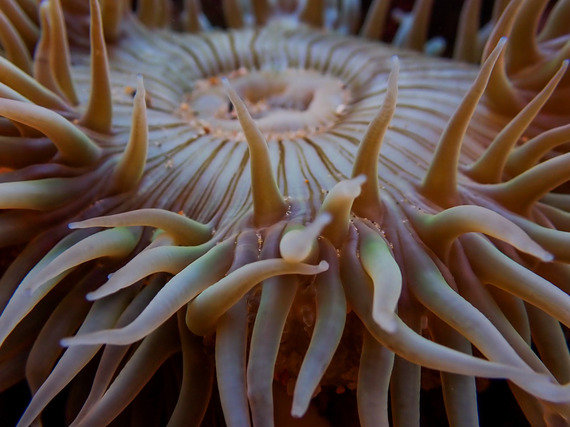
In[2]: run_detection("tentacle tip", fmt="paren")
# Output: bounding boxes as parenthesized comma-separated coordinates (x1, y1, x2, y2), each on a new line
(61, 334, 100, 347)
(221, 77, 238, 107)
(497, 36, 508, 49)
(60, 337, 73, 347)
(425, 37, 446, 56)
(290, 404, 308, 419)
(337, 175, 366, 199)
(317, 260, 329, 271)
(389, 55, 400, 67)
(84, 291, 99, 301)
(68, 222, 79, 229)
(220, 77, 232, 93)
(136, 74, 145, 90)
(353, 174, 367, 186)
(280, 236, 307, 263)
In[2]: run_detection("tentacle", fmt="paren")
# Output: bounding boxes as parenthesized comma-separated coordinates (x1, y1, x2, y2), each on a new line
(69, 208, 213, 246)
(352, 55, 399, 221)
(99, 0, 128, 41)
(181, 0, 208, 32)
(397, 223, 539, 372)
(79, 0, 112, 134)
(0, 55, 70, 111)
(0, 346, 28, 392)
(428, 315, 479, 427)
(222, 0, 244, 29)
(467, 60, 568, 183)
(526, 303, 570, 385)
(87, 241, 213, 301)
(480, 152, 570, 215)
(488, 284, 532, 344)
(292, 238, 346, 418)
(15, 290, 133, 427)
(47, 0, 78, 105)
(319, 175, 366, 247)
(137, 0, 171, 29)
(392, 0, 433, 52)
(23, 226, 141, 294)
(505, 0, 547, 73)
(513, 42, 570, 93)
(482, 0, 520, 62)
(279, 212, 330, 263)
(222, 78, 287, 226)
(0, 10, 32, 74)
(186, 258, 327, 336)
(449, 244, 552, 376)
(407, 204, 552, 262)
(0, 136, 56, 169)
(24, 266, 102, 394)
(355, 219, 401, 333)
(506, 124, 570, 176)
(251, 0, 270, 26)
(360, 0, 390, 40)
(538, 0, 570, 41)
(166, 311, 214, 427)
(61, 240, 234, 346)
(340, 225, 570, 403)
(388, 303, 422, 427)
(503, 212, 570, 263)
(214, 232, 258, 427)
(247, 224, 295, 427)
(300, 0, 324, 28)
(482, 0, 524, 115)
(0, 221, 96, 310)
(357, 329, 393, 427)
(542, 193, 570, 212)
(0, 229, 94, 347)
(453, 0, 482, 63)
(109, 75, 148, 194)
(421, 38, 505, 207)
(0, 173, 103, 211)
(0, 178, 118, 248)
(462, 233, 570, 327)
(71, 316, 181, 427)
(71, 276, 163, 426)
(0, 80, 30, 103)
(0, 0, 39, 51)
(0, 98, 101, 165)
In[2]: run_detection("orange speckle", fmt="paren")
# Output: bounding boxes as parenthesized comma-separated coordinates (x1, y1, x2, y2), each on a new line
(208, 76, 221, 85)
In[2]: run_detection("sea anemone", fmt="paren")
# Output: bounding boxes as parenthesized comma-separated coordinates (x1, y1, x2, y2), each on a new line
(0, 0, 569, 426)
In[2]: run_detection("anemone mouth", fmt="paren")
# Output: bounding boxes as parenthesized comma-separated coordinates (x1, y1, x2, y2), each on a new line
(181, 68, 351, 139)
(0, 1, 570, 427)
